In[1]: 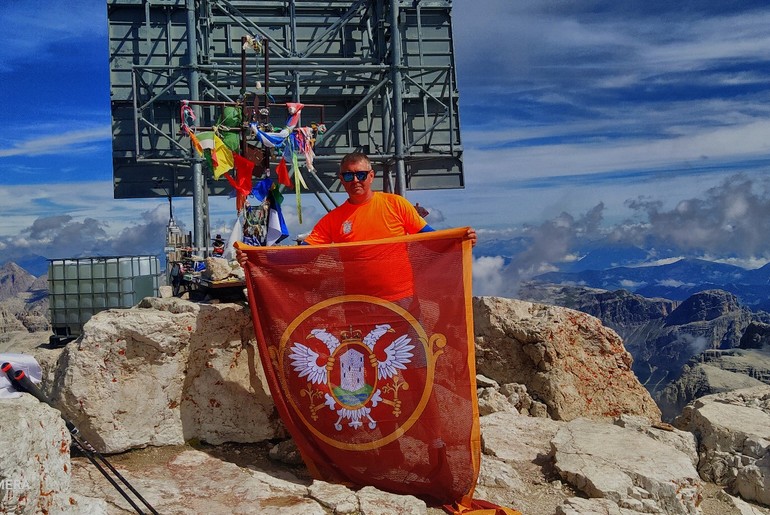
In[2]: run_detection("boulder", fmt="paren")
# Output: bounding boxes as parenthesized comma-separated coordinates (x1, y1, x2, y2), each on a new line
(656, 362, 767, 421)
(675, 385, 770, 506)
(0, 305, 26, 333)
(613, 414, 698, 467)
(0, 395, 105, 514)
(551, 418, 702, 514)
(202, 257, 236, 281)
(50, 297, 283, 453)
(556, 497, 640, 515)
(478, 410, 571, 514)
(473, 296, 661, 422)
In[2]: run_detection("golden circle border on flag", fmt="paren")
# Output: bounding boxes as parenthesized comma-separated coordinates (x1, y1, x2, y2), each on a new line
(277, 294, 438, 451)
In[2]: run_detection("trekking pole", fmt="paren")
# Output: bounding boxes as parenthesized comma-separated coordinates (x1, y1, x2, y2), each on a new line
(1, 363, 159, 515)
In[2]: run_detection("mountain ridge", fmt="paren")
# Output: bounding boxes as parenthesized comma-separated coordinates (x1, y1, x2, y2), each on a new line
(535, 256, 770, 311)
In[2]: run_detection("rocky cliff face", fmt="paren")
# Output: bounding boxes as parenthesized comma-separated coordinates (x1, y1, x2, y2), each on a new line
(630, 290, 756, 392)
(520, 282, 677, 327)
(0, 263, 49, 334)
(0, 262, 36, 301)
(473, 296, 661, 422)
(655, 327, 770, 421)
(521, 284, 767, 399)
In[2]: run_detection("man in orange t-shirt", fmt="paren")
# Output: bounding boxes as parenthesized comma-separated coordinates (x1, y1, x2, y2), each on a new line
(237, 152, 476, 299)
(304, 154, 431, 244)
(304, 152, 476, 245)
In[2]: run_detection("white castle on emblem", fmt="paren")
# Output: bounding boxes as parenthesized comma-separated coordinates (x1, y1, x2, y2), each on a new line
(340, 348, 365, 391)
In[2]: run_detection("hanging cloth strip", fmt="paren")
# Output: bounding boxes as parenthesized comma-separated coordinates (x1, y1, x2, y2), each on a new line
(292, 152, 304, 225)
(180, 101, 196, 135)
(226, 153, 255, 212)
(274, 157, 292, 188)
(285, 102, 305, 128)
(295, 127, 317, 172)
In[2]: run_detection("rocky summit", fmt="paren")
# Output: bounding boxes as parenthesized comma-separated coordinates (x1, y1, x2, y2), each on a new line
(1, 295, 770, 514)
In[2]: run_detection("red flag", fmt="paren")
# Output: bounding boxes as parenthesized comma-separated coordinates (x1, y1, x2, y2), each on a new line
(229, 153, 255, 212)
(275, 157, 292, 188)
(237, 228, 483, 507)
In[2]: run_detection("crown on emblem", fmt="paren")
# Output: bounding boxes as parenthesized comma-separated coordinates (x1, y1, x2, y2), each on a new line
(340, 327, 362, 342)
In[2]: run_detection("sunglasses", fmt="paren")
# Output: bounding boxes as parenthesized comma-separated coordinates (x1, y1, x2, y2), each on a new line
(341, 170, 371, 182)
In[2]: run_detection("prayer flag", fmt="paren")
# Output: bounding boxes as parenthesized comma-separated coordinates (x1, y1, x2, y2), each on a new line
(196, 131, 217, 152)
(226, 153, 255, 212)
(265, 191, 289, 246)
(275, 157, 292, 188)
(211, 134, 234, 179)
(188, 131, 204, 155)
(237, 228, 482, 507)
(285, 102, 305, 128)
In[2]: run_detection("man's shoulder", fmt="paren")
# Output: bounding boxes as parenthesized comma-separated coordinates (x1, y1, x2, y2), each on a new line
(375, 191, 410, 205)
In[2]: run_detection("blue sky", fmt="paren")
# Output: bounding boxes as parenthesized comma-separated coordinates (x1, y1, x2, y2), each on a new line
(3, 1, 770, 294)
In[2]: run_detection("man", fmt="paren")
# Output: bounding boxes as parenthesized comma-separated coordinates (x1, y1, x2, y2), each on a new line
(303, 152, 476, 245)
(238, 152, 476, 255)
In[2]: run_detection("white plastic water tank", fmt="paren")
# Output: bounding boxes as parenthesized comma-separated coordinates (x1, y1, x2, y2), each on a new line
(48, 255, 161, 339)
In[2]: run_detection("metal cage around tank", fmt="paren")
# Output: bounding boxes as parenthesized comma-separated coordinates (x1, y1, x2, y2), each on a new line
(48, 256, 161, 345)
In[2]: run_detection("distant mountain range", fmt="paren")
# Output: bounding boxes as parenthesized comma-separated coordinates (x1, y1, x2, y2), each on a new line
(8, 255, 49, 277)
(0, 262, 49, 333)
(534, 257, 770, 311)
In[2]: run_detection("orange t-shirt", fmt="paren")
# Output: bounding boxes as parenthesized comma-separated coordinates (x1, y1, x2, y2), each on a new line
(304, 192, 427, 244)
(304, 192, 427, 301)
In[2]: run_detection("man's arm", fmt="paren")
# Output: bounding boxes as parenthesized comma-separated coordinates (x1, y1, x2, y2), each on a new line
(418, 225, 477, 247)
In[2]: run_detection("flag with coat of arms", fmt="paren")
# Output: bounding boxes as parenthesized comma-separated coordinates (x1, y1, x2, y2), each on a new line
(236, 228, 519, 514)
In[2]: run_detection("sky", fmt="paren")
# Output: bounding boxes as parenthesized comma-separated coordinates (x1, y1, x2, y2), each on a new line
(3, 1, 770, 296)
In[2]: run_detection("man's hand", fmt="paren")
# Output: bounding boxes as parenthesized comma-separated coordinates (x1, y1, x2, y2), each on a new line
(235, 248, 247, 268)
(466, 227, 477, 247)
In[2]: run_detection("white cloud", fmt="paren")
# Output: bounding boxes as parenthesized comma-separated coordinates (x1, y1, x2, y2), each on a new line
(0, 127, 112, 157)
(656, 279, 693, 288)
(472, 256, 506, 296)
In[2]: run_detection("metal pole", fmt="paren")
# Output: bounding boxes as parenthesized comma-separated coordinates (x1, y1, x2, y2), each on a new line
(389, 0, 406, 196)
(187, 0, 205, 252)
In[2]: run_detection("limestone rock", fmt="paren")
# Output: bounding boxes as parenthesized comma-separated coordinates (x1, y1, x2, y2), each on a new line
(0, 395, 73, 514)
(498, 382, 547, 417)
(477, 410, 572, 513)
(520, 283, 765, 400)
(473, 296, 661, 422)
(675, 385, 770, 506)
(357, 486, 426, 515)
(50, 297, 283, 453)
(656, 362, 767, 421)
(0, 262, 36, 302)
(739, 322, 770, 349)
(613, 413, 699, 466)
(551, 418, 702, 514)
(477, 387, 514, 416)
(556, 497, 640, 515)
(308, 480, 359, 514)
(203, 257, 235, 281)
(0, 305, 25, 333)
(70, 448, 427, 515)
(269, 439, 305, 466)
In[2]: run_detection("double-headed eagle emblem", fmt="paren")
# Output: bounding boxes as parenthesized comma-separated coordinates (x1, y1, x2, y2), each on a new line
(288, 323, 414, 431)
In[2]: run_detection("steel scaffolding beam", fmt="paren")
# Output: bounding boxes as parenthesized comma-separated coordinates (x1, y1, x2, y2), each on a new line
(107, 0, 464, 244)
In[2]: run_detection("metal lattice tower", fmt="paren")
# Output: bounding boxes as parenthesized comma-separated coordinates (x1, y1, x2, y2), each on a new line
(107, 0, 463, 248)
